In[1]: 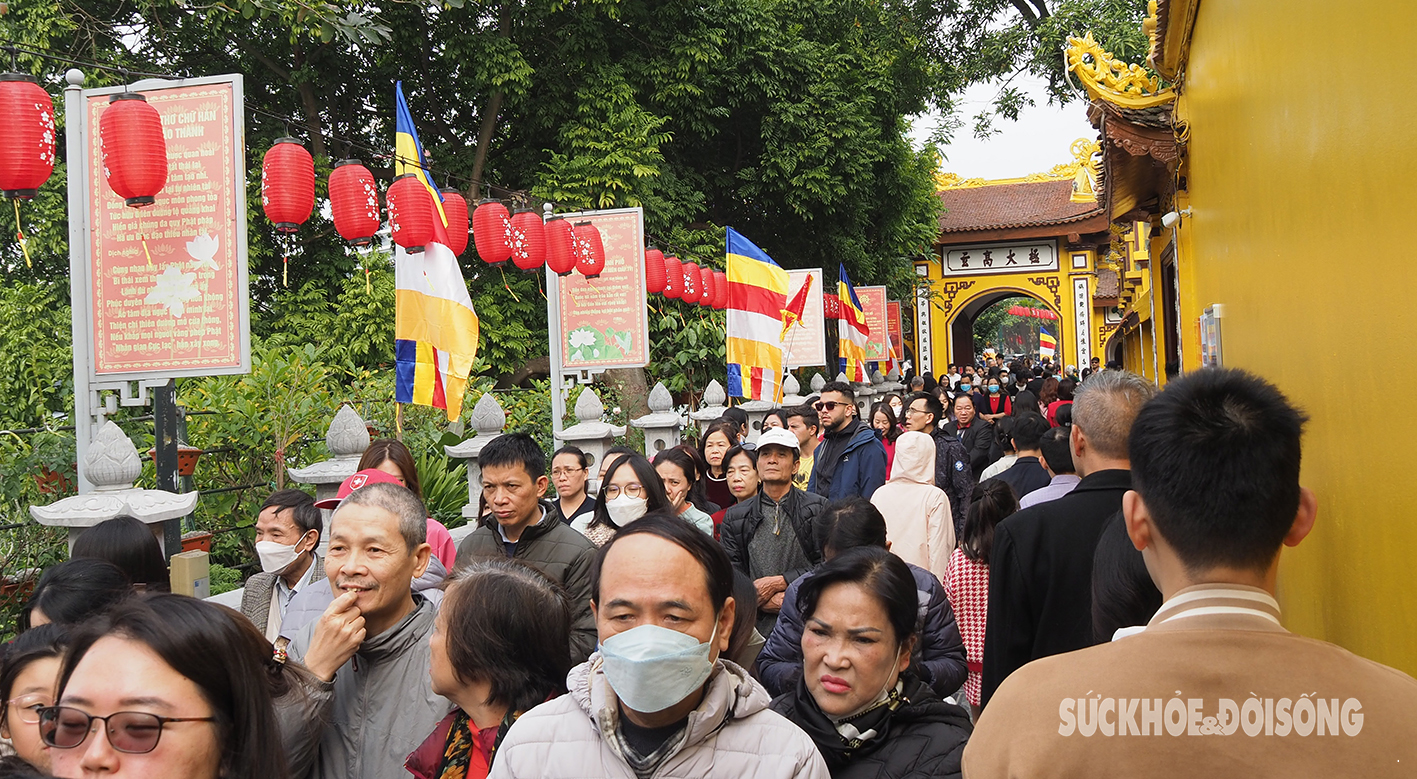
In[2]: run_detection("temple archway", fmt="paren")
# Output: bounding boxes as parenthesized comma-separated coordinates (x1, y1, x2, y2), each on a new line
(947, 289, 1060, 368)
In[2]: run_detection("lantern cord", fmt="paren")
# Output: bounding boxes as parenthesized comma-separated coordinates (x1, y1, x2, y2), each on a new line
(281, 236, 289, 287)
(136, 209, 153, 267)
(12, 201, 31, 269)
(499, 267, 521, 302)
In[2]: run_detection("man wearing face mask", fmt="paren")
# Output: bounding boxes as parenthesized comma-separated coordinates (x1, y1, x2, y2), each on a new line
(241, 489, 323, 642)
(488, 514, 829, 779)
(720, 428, 826, 637)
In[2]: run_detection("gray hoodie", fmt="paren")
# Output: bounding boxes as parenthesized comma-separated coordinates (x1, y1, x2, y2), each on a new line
(284, 595, 455, 779)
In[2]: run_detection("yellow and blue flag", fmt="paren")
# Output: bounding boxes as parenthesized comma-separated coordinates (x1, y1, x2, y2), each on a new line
(838, 264, 869, 382)
(393, 82, 479, 420)
(725, 228, 790, 401)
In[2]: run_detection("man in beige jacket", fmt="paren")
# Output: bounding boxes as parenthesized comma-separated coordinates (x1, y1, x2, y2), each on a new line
(965, 368, 1417, 777)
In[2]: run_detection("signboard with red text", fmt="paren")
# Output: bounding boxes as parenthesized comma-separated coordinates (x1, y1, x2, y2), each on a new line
(552, 207, 649, 370)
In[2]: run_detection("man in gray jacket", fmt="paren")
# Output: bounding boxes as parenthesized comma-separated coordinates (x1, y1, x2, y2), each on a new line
(285, 481, 453, 779)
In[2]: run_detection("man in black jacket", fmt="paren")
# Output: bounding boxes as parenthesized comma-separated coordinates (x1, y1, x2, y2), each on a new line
(994, 412, 1053, 500)
(720, 428, 826, 636)
(979, 371, 1157, 709)
(456, 432, 598, 664)
(941, 394, 996, 476)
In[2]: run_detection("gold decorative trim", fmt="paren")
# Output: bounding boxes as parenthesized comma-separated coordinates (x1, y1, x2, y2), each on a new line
(1066, 32, 1176, 109)
(937, 138, 1100, 201)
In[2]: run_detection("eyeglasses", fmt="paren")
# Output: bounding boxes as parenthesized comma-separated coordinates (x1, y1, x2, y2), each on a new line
(603, 483, 645, 500)
(551, 467, 585, 477)
(6, 694, 51, 724)
(38, 706, 215, 754)
(904, 405, 929, 416)
(814, 401, 846, 412)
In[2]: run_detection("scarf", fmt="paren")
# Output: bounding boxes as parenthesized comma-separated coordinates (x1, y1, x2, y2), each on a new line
(788, 675, 906, 770)
(436, 709, 518, 779)
(813, 419, 866, 493)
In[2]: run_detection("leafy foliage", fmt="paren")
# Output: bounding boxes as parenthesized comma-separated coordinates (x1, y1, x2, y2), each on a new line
(0, 283, 74, 429)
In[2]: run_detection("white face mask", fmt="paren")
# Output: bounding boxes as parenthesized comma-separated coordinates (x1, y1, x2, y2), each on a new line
(889, 401, 902, 415)
(605, 495, 648, 526)
(600, 622, 719, 713)
(255, 534, 311, 575)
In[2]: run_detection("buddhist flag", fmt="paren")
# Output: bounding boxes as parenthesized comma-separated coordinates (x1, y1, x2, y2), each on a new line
(726, 228, 789, 401)
(393, 82, 479, 421)
(780, 273, 813, 341)
(1039, 327, 1057, 360)
(838, 264, 870, 382)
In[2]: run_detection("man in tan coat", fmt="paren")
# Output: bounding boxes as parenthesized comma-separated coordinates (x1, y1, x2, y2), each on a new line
(965, 368, 1417, 778)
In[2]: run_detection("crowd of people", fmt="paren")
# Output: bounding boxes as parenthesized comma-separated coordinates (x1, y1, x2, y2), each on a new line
(1, 361, 1414, 779)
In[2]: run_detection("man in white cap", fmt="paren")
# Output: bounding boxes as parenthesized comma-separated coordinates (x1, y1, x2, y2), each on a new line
(719, 427, 827, 636)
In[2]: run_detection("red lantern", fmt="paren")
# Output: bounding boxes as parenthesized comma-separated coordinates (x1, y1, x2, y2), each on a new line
(575, 223, 606, 279)
(663, 255, 683, 299)
(698, 266, 715, 307)
(644, 246, 666, 294)
(681, 261, 700, 301)
(328, 160, 380, 246)
(387, 174, 436, 253)
(472, 199, 512, 265)
(509, 209, 546, 272)
(0, 74, 56, 199)
(439, 188, 469, 257)
(262, 138, 315, 233)
(99, 92, 167, 207)
(713, 270, 729, 309)
(545, 217, 577, 276)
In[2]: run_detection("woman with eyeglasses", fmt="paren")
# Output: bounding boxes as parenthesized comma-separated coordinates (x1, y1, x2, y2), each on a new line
(0, 624, 68, 771)
(550, 446, 594, 526)
(43, 594, 286, 779)
(572, 453, 672, 547)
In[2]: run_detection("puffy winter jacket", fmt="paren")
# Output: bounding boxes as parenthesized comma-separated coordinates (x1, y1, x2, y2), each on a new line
(285, 595, 455, 779)
(929, 429, 974, 535)
(870, 432, 955, 580)
(770, 674, 972, 779)
(457, 502, 598, 664)
(488, 656, 829, 779)
(758, 562, 968, 700)
(807, 423, 888, 501)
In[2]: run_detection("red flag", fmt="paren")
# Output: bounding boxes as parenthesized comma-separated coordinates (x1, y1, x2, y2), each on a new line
(779, 274, 814, 340)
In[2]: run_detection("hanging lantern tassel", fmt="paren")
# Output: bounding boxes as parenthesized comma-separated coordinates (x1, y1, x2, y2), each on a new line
(281, 234, 290, 287)
(499, 266, 521, 302)
(139, 209, 154, 267)
(364, 254, 372, 294)
(12, 200, 30, 269)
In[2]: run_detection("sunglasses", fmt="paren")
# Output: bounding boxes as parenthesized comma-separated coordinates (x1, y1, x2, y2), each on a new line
(39, 706, 215, 755)
(813, 401, 847, 412)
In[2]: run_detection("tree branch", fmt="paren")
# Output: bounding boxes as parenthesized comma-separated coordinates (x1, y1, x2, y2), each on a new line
(470, 0, 511, 199)
(1009, 0, 1038, 26)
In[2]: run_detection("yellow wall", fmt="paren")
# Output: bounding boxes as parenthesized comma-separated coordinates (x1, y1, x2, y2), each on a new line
(1174, 0, 1417, 672)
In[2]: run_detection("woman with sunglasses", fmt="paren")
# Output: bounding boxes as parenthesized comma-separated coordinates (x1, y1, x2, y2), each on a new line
(572, 453, 672, 547)
(0, 624, 68, 772)
(43, 594, 286, 779)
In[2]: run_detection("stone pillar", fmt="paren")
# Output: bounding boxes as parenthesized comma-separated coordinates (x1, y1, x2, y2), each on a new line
(559, 388, 618, 483)
(781, 374, 808, 407)
(689, 379, 728, 434)
(286, 404, 371, 554)
(444, 393, 507, 521)
(31, 421, 198, 555)
(630, 382, 683, 457)
(809, 373, 826, 397)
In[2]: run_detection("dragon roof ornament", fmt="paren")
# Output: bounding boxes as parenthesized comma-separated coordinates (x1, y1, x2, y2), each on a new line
(1066, 32, 1177, 109)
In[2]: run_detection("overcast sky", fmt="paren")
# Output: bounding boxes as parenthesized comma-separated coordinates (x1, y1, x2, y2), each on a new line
(910, 74, 1097, 179)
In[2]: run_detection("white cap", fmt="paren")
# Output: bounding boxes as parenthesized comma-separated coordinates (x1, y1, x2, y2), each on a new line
(756, 427, 800, 452)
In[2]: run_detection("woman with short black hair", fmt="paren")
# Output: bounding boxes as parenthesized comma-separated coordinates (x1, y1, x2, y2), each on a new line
(21, 558, 132, 631)
(550, 445, 594, 526)
(69, 516, 168, 592)
(770, 547, 972, 778)
(411, 559, 571, 779)
(46, 594, 288, 779)
(573, 453, 673, 547)
(0, 624, 68, 771)
(652, 446, 715, 535)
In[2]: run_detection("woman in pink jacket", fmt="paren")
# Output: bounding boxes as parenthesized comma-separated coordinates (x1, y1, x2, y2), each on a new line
(869, 431, 953, 580)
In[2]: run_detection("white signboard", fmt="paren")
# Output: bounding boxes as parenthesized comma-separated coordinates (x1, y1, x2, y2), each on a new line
(942, 240, 1058, 276)
(1073, 277, 1092, 368)
(783, 268, 825, 368)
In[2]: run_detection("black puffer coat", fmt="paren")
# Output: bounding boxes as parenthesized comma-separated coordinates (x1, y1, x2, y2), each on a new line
(771, 674, 972, 779)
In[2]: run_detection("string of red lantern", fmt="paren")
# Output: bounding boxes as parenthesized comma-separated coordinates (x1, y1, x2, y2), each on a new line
(698, 266, 714, 307)
(262, 138, 315, 286)
(99, 91, 167, 268)
(328, 160, 380, 246)
(472, 200, 512, 265)
(545, 217, 577, 276)
(663, 255, 684, 299)
(509, 208, 546, 272)
(387, 174, 436, 253)
(0, 73, 56, 268)
(575, 222, 605, 279)
(440, 188, 470, 257)
(644, 246, 667, 294)
(713, 270, 728, 309)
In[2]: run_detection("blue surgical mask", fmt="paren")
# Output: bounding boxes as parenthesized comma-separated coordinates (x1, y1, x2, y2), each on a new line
(959, 383, 972, 392)
(600, 622, 719, 714)
(988, 384, 1000, 393)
